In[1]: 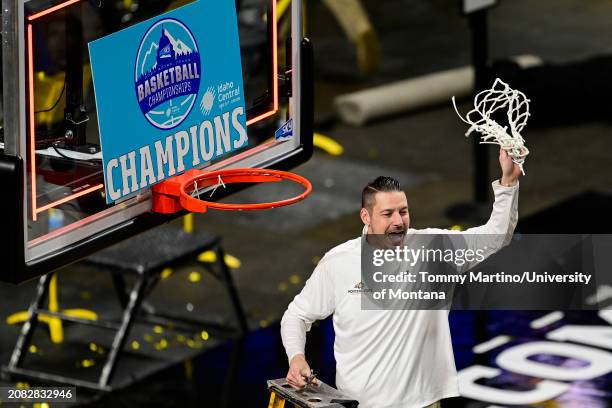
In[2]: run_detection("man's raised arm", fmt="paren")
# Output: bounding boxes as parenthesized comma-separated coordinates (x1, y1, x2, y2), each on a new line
(461, 148, 521, 243)
(420, 148, 521, 270)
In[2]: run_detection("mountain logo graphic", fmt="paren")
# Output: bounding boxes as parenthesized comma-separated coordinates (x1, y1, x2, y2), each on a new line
(134, 18, 201, 130)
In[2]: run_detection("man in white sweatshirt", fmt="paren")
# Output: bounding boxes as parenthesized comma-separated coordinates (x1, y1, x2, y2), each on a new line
(281, 148, 521, 408)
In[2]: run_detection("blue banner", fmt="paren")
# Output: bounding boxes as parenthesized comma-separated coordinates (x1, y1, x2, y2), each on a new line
(89, 1, 248, 203)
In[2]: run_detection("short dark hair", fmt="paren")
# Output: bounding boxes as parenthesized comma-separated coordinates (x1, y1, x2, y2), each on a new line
(362, 176, 402, 210)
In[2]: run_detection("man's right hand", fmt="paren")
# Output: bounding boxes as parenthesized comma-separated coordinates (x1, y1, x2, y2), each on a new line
(286, 354, 313, 389)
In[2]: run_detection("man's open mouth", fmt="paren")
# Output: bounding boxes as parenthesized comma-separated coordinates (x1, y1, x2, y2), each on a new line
(387, 231, 406, 244)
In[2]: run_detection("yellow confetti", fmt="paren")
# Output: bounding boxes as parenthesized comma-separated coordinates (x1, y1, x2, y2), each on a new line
(188, 271, 202, 283)
(89, 343, 98, 352)
(131, 341, 140, 350)
(198, 251, 216, 263)
(200, 331, 209, 341)
(153, 325, 164, 334)
(154, 338, 168, 350)
(289, 275, 302, 285)
(80, 359, 95, 368)
(161, 268, 173, 279)
(16, 382, 29, 389)
(28, 345, 38, 354)
(278, 282, 289, 292)
(313, 133, 344, 156)
(144, 334, 154, 342)
(223, 254, 242, 269)
(176, 334, 187, 343)
(450, 225, 463, 231)
(198, 251, 241, 268)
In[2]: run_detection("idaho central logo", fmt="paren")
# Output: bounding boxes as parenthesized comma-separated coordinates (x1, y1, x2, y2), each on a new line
(135, 18, 201, 130)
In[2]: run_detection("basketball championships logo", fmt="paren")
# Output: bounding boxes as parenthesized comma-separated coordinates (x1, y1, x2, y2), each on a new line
(135, 18, 201, 130)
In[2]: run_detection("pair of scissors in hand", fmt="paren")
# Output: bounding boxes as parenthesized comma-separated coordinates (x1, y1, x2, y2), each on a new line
(304, 370, 317, 388)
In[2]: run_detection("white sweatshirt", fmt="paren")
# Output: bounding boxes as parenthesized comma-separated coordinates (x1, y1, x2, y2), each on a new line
(281, 180, 519, 408)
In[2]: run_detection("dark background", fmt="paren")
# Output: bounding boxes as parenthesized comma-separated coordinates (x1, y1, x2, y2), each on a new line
(2, 0, 612, 406)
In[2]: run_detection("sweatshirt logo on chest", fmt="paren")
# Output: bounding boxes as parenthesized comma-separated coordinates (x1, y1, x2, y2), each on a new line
(348, 281, 372, 295)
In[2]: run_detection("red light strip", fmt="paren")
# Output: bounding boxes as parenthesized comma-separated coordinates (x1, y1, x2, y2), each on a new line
(246, 109, 277, 126)
(271, 0, 279, 113)
(28, 0, 82, 21)
(36, 184, 105, 214)
(27, 0, 278, 221)
(27, 24, 38, 221)
(247, 0, 279, 126)
(27, 0, 100, 222)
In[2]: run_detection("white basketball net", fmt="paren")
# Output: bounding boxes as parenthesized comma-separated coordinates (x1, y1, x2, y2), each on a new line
(453, 78, 530, 175)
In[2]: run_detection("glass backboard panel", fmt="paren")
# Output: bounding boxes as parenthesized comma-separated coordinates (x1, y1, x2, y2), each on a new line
(6, 0, 310, 269)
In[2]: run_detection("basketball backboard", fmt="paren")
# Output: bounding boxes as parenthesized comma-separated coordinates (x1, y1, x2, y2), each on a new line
(0, 0, 313, 283)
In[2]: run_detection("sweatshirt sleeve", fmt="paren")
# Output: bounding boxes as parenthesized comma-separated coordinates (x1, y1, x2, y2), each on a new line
(422, 180, 519, 271)
(463, 179, 519, 236)
(280, 259, 336, 363)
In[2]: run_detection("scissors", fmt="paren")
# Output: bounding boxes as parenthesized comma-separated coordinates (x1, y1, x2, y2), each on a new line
(304, 370, 318, 388)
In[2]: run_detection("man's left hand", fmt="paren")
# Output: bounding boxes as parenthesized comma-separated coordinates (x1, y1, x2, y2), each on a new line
(499, 148, 521, 187)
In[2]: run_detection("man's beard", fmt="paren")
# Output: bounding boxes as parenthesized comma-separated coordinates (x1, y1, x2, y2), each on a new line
(386, 227, 406, 246)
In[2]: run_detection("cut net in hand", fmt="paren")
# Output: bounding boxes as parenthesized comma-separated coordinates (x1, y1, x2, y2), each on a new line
(453, 78, 530, 175)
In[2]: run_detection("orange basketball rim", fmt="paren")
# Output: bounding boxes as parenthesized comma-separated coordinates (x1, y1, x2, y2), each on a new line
(151, 168, 313, 214)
